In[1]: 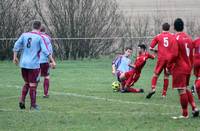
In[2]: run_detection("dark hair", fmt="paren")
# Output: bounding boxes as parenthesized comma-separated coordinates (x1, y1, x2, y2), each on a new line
(125, 46, 132, 51)
(33, 20, 41, 30)
(174, 18, 184, 32)
(138, 44, 146, 50)
(40, 25, 46, 32)
(162, 23, 170, 31)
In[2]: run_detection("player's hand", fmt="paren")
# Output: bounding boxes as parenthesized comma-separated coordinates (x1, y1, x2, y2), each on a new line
(112, 70, 116, 76)
(166, 68, 171, 75)
(128, 64, 135, 68)
(13, 57, 19, 65)
(50, 62, 56, 69)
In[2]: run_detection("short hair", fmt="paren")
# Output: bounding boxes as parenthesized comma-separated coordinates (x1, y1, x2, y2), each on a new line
(138, 44, 146, 50)
(125, 46, 132, 51)
(40, 25, 46, 32)
(33, 20, 41, 30)
(174, 18, 184, 32)
(162, 23, 170, 31)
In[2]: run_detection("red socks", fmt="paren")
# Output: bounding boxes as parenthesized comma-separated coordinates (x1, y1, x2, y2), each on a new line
(44, 78, 49, 96)
(20, 83, 29, 103)
(179, 93, 189, 117)
(29, 86, 37, 107)
(151, 76, 158, 90)
(127, 87, 141, 93)
(186, 90, 196, 111)
(195, 80, 200, 100)
(162, 79, 169, 96)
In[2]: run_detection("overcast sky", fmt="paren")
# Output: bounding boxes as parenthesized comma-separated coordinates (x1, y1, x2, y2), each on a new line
(116, 0, 200, 17)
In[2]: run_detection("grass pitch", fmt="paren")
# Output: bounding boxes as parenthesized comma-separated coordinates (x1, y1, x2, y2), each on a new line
(0, 58, 199, 131)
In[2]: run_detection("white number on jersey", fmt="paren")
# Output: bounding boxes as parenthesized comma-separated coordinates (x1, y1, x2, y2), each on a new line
(163, 37, 169, 47)
(185, 43, 190, 57)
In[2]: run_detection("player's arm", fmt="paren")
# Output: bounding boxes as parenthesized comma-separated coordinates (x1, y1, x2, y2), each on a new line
(13, 34, 24, 65)
(112, 64, 116, 75)
(190, 40, 194, 66)
(40, 38, 56, 69)
(148, 53, 156, 59)
(49, 55, 56, 69)
(129, 59, 144, 69)
(111, 56, 121, 75)
(48, 43, 56, 68)
(149, 36, 158, 52)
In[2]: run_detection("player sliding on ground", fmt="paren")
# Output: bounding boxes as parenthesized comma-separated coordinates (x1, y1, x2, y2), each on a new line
(13, 21, 56, 110)
(112, 44, 155, 93)
(171, 18, 199, 119)
(146, 23, 178, 98)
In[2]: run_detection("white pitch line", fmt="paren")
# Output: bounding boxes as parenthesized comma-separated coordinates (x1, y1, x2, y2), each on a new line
(0, 108, 177, 116)
(47, 90, 180, 108)
(0, 84, 180, 108)
(0, 96, 18, 100)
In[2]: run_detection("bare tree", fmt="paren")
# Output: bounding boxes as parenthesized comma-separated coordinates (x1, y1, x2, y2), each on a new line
(0, 0, 36, 60)
(185, 17, 200, 38)
(34, 0, 127, 60)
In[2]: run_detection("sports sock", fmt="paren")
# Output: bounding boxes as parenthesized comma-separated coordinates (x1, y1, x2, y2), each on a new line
(162, 79, 169, 96)
(44, 78, 49, 96)
(29, 86, 37, 108)
(179, 93, 189, 117)
(195, 80, 200, 100)
(186, 90, 196, 111)
(151, 76, 158, 90)
(127, 87, 141, 93)
(20, 83, 29, 103)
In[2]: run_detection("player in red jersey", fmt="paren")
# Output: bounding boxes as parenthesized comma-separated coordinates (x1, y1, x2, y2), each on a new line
(146, 23, 178, 99)
(171, 18, 199, 119)
(191, 37, 200, 101)
(119, 44, 155, 93)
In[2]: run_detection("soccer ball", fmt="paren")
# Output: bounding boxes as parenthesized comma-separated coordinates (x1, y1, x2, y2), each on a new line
(112, 81, 120, 91)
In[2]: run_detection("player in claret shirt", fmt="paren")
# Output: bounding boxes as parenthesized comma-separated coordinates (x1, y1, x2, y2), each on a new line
(146, 23, 178, 99)
(13, 21, 56, 110)
(118, 44, 155, 93)
(39, 26, 53, 98)
(171, 18, 199, 119)
(191, 37, 200, 101)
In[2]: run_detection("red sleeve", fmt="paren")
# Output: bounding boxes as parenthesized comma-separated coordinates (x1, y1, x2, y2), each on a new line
(134, 57, 145, 69)
(150, 35, 159, 49)
(147, 53, 155, 59)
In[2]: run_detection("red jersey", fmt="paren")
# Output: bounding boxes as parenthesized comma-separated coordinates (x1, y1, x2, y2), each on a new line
(131, 52, 155, 73)
(173, 32, 193, 74)
(193, 37, 200, 67)
(150, 31, 178, 61)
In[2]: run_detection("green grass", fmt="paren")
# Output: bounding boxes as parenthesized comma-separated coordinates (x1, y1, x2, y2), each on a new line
(0, 58, 200, 131)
